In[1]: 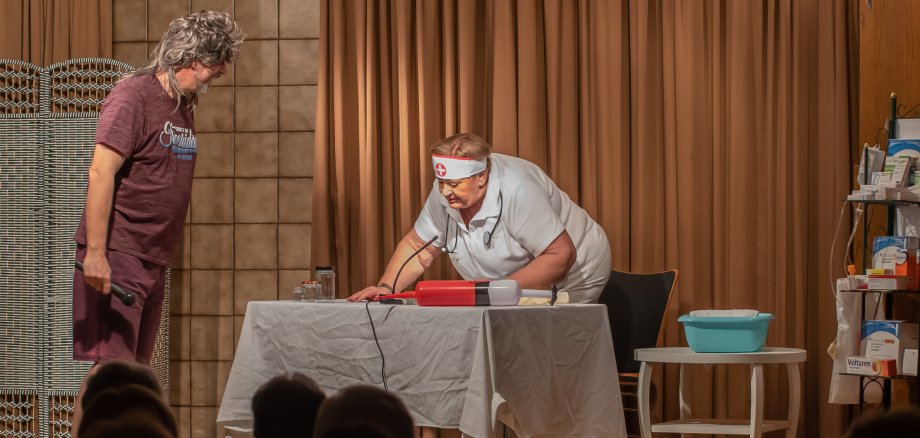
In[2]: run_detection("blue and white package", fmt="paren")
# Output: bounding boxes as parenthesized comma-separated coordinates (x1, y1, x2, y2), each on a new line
(861, 320, 902, 360)
(888, 139, 920, 158)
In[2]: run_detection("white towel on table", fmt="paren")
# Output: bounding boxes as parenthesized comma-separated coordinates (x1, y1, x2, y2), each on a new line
(688, 309, 759, 317)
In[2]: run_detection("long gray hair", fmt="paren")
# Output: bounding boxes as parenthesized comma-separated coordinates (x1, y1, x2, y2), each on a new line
(126, 10, 244, 110)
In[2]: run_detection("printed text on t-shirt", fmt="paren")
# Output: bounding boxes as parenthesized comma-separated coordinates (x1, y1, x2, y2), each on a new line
(159, 121, 197, 160)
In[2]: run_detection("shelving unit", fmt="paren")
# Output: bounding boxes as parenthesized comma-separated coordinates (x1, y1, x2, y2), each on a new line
(842, 199, 920, 410)
(839, 93, 920, 409)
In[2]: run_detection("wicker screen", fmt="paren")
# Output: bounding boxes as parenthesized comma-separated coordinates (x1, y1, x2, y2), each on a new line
(0, 59, 171, 438)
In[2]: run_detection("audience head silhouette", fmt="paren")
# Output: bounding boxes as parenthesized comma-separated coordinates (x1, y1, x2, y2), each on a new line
(846, 407, 920, 438)
(313, 385, 413, 438)
(82, 360, 162, 410)
(252, 372, 326, 438)
(78, 384, 177, 437)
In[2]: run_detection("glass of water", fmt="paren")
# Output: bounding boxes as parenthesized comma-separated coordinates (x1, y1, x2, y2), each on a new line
(314, 266, 336, 302)
(292, 285, 305, 301)
(301, 281, 319, 302)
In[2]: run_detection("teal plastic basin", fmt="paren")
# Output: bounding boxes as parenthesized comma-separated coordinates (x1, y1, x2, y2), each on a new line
(678, 313, 774, 353)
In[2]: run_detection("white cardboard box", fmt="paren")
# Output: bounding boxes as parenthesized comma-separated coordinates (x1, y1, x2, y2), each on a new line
(904, 349, 918, 376)
(866, 275, 907, 290)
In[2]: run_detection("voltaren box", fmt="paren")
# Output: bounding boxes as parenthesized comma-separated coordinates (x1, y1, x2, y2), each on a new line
(846, 356, 897, 376)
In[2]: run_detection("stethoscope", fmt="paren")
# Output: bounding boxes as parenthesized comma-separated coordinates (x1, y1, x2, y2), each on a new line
(441, 191, 503, 254)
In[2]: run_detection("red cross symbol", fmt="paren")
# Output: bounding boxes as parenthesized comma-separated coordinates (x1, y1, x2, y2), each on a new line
(435, 163, 447, 177)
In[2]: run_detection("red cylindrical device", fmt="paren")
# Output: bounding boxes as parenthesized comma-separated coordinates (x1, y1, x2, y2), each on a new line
(378, 279, 553, 306)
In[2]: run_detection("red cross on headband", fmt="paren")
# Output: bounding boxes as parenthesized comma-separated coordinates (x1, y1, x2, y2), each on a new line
(431, 154, 487, 180)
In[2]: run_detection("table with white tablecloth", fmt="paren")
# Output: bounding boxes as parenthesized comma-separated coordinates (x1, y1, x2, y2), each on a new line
(217, 301, 625, 438)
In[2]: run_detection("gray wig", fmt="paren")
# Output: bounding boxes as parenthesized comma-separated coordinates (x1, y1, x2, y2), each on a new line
(127, 10, 244, 109)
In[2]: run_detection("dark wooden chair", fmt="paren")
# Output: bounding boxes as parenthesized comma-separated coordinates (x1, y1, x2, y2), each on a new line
(597, 269, 678, 437)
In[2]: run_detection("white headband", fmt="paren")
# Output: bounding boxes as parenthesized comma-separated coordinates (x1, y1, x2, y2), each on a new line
(431, 154, 487, 179)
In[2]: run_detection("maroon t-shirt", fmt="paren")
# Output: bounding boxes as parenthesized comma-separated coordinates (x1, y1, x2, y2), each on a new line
(74, 74, 196, 266)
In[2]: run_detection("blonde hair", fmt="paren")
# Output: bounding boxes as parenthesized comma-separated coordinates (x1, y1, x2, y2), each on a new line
(429, 133, 493, 160)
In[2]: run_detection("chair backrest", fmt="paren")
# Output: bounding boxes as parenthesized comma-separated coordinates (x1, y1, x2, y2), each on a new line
(598, 270, 678, 374)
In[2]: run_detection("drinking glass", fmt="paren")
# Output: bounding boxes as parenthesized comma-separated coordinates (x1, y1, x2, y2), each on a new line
(291, 286, 305, 301)
(314, 266, 336, 302)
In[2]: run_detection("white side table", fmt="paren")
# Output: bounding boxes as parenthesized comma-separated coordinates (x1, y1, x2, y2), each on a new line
(634, 347, 806, 438)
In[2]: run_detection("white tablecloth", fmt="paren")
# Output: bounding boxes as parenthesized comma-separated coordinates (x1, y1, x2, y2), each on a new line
(217, 301, 625, 438)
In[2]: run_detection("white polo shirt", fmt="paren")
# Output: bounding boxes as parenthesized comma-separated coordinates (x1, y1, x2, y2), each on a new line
(414, 153, 611, 303)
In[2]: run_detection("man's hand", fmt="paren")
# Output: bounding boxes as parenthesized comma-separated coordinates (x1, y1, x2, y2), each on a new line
(347, 285, 390, 302)
(81, 250, 112, 295)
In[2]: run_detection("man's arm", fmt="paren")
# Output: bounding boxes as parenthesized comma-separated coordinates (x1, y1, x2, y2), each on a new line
(507, 230, 576, 290)
(81, 144, 126, 295)
(347, 229, 442, 301)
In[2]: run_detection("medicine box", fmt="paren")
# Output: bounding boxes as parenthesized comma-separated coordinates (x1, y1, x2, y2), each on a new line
(905, 349, 919, 376)
(882, 155, 915, 187)
(846, 356, 897, 376)
(853, 185, 891, 201)
(862, 320, 902, 360)
(861, 321, 919, 375)
(857, 146, 885, 187)
(901, 323, 919, 375)
(867, 275, 907, 290)
(873, 171, 896, 187)
(872, 236, 919, 289)
(888, 139, 920, 158)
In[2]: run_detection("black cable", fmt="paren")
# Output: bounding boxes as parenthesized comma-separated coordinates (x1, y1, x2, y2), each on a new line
(365, 300, 388, 390)
(389, 236, 439, 296)
(368, 236, 439, 388)
(442, 220, 457, 254)
(483, 191, 503, 247)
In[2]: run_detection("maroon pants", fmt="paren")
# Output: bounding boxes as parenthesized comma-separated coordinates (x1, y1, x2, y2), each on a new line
(73, 245, 166, 364)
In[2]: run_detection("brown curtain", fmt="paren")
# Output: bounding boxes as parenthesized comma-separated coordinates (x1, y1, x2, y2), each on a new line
(314, 0, 856, 435)
(0, 0, 113, 65)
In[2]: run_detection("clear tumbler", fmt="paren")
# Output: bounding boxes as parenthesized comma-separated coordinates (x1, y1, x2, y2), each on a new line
(291, 285, 304, 301)
(301, 280, 319, 302)
(314, 266, 336, 302)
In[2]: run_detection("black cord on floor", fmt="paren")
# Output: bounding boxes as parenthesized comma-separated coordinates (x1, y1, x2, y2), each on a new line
(365, 300, 388, 390)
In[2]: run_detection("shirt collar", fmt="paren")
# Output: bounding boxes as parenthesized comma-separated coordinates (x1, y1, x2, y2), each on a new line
(474, 165, 502, 221)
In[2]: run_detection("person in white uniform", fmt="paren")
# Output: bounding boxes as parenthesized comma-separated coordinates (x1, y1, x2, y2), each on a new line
(347, 133, 611, 303)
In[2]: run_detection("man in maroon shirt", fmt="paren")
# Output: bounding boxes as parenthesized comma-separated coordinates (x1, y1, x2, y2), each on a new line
(72, 10, 243, 432)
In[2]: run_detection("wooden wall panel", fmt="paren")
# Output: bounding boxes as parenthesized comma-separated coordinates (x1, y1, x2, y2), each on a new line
(858, 1, 920, 149)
